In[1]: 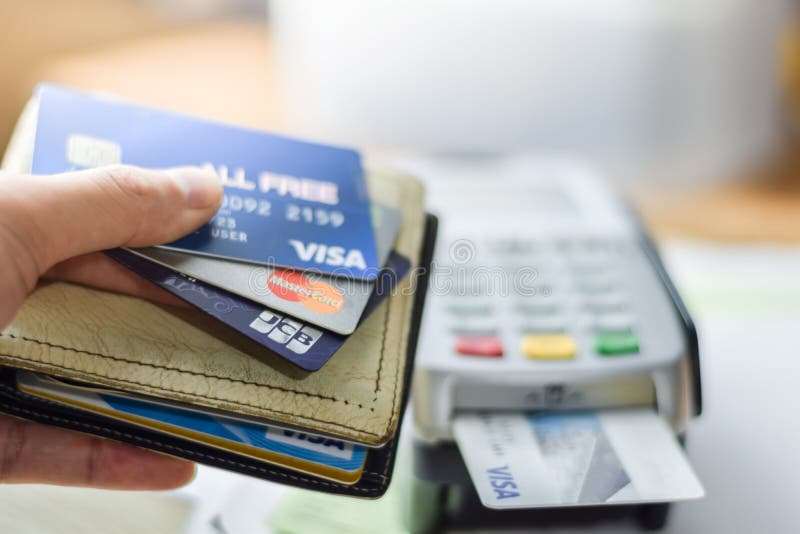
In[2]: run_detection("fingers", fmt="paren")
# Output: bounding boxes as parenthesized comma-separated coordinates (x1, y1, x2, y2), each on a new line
(0, 165, 222, 276)
(44, 252, 190, 309)
(0, 415, 195, 490)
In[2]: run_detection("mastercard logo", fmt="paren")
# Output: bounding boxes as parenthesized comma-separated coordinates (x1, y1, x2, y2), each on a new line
(266, 270, 344, 314)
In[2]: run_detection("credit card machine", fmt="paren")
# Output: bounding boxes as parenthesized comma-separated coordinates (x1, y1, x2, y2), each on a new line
(402, 157, 701, 531)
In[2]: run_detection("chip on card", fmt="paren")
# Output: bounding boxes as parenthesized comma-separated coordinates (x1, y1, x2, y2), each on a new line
(31, 84, 379, 280)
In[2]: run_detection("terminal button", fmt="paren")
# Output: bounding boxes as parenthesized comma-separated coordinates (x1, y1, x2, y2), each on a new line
(521, 334, 576, 360)
(595, 332, 639, 356)
(455, 336, 504, 358)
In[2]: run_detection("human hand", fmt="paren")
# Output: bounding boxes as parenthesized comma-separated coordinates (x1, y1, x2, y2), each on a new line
(0, 164, 222, 489)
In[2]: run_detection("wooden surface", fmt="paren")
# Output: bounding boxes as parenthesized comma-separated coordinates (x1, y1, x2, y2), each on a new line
(635, 146, 800, 242)
(0, 0, 169, 152)
(21, 20, 800, 243)
(26, 22, 283, 132)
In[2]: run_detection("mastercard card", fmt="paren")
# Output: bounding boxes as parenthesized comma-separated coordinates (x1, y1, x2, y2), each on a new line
(16, 371, 368, 484)
(127, 205, 403, 335)
(106, 248, 411, 370)
(31, 84, 379, 280)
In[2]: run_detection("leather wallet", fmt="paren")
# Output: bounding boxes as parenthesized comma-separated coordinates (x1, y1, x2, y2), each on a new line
(0, 101, 437, 497)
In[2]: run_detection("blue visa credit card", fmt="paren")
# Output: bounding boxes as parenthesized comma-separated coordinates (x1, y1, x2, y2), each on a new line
(106, 248, 411, 371)
(16, 372, 367, 484)
(30, 84, 379, 280)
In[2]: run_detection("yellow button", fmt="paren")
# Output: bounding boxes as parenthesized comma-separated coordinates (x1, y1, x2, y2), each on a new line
(520, 334, 576, 360)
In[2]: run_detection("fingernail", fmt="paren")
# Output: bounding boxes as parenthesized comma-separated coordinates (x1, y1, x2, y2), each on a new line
(167, 167, 222, 209)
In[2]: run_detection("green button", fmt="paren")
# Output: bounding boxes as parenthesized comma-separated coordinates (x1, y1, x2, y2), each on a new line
(595, 332, 639, 356)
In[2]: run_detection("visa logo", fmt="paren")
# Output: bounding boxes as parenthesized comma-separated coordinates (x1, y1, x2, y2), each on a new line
(281, 430, 345, 450)
(266, 429, 355, 460)
(288, 240, 367, 270)
(487, 465, 520, 500)
(248, 311, 322, 354)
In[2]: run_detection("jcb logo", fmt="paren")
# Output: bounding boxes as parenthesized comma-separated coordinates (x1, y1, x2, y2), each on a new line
(248, 311, 322, 354)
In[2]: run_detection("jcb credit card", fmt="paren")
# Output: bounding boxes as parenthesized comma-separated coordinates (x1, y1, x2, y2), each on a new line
(30, 84, 379, 280)
(106, 248, 411, 370)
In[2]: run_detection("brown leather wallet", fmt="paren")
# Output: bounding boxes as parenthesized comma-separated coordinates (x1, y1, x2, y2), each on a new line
(0, 101, 437, 497)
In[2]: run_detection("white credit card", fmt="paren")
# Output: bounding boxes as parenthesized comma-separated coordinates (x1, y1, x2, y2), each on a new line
(130, 204, 402, 335)
(453, 409, 704, 509)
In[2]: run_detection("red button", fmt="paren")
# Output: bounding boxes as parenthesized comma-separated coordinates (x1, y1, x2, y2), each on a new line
(455, 336, 504, 357)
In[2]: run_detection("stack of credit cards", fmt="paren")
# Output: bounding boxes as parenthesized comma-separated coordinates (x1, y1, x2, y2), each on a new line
(19, 84, 414, 484)
(31, 84, 411, 372)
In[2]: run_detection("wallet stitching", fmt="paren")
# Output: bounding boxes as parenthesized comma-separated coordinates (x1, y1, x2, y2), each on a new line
(0, 332, 377, 411)
(371, 184, 411, 434)
(0, 398, 388, 488)
(0, 351, 382, 436)
(377, 291, 405, 437)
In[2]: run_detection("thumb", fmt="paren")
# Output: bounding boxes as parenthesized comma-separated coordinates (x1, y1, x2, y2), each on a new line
(0, 164, 222, 274)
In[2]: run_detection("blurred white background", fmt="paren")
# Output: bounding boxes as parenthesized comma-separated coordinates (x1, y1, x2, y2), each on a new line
(270, 0, 787, 185)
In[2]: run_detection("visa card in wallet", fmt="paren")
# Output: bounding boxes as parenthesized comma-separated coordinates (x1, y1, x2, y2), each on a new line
(16, 371, 368, 484)
(130, 204, 403, 335)
(30, 84, 379, 280)
(453, 410, 704, 509)
(106, 249, 411, 370)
